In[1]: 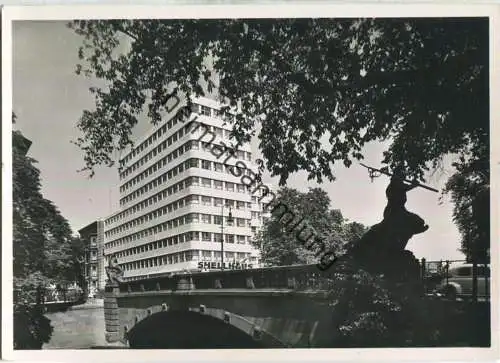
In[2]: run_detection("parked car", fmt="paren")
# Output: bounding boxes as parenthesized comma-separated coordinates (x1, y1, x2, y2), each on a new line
(436, 263, 490, 300)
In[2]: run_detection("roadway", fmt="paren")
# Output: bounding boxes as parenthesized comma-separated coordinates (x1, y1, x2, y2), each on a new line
(43, 299, 109, 349)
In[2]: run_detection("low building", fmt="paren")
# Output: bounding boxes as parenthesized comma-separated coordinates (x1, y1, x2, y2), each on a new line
(78, 220, 105, 295)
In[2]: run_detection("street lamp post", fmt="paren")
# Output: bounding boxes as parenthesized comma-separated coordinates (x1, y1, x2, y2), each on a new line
(220, 204, 233, 271)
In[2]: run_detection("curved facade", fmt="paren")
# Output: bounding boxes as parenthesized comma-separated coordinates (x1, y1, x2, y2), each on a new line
(103, 97, 270, 280)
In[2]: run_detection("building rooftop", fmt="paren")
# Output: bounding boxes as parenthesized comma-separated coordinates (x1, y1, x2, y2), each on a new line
(13, 131, 32, 156)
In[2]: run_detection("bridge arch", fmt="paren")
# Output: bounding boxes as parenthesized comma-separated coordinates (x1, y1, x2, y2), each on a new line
(125, 305, 287, 349)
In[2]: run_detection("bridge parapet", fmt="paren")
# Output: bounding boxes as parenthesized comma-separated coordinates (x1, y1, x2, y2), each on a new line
(119, 263, 345, 294)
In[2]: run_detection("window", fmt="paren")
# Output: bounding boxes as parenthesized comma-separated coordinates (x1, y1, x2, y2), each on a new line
(236, 201, 245, 210)
(201, 105, 211, 116)
(185, 251, 196, 261)
(237, 235, 246, 244)
(202, 178, 211, 188)
(214, 233, 223, 242)
(190, 177, 200, 186)
(213, 215, 223, 225)
(202, 232, 211, 242)
(202, 196, 212, 206)
(225, 182, 235, 192)
(201, 214, 211, 224)
(214, 180, 223, 190)
(237, 150, 245, 159)
(455, 267, 472, 277)
(214, 197, 223, 207)
(214, 162, 224, 172)
(202, 250, 211, 258)
(202, 160, 211, 170)
(246, 152, 252, 161)
(237, 218, 246, 227)
(225, 251, 235, 259)
(187, 195, 199, 205)
(237, 184, 246, 193)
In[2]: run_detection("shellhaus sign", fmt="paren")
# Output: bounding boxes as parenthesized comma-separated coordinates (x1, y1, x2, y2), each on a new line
(198, 261, 253, 271)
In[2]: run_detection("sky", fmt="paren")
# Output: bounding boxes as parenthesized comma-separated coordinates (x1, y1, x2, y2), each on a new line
(12, 20, 464, 261)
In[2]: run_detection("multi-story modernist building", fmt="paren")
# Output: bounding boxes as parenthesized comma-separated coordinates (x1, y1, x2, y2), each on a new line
(78, 220, 105, 294)
(103, 96, 272, 280)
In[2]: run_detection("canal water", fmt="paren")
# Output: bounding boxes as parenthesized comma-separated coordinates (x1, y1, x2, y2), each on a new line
(43, 299, 107, 349)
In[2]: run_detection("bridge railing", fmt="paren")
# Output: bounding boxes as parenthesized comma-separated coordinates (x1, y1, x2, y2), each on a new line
(120, 264, 347, 293)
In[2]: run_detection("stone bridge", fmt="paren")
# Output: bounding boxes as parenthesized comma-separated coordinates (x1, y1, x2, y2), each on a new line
(104, 264, 352, 348)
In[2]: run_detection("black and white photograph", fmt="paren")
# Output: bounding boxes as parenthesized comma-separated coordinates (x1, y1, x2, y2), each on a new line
(2, 3, 498, 361)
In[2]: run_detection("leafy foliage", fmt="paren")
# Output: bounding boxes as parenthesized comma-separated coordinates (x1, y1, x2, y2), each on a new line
(13, 304, 53, 350)
(324, 264, 481, 347)
(443, 144, 489, 262)
(69, 18, 488, 183)
(253, 187, 367, 266)
(13, 119, 83, 349)
(13, 131, 77, 284)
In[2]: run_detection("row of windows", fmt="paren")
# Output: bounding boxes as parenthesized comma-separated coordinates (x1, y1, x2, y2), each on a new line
(112, 173, 257, 228)
(191, 103, 239, 124)
(120, 137, 252, 195)
(106, 207, 252, 240)
(119, 153, 255, 206)
(201, 141, 252, 162)
(114, 176, 243, 226)
(119, 249, 253, 272)
(120, 102, 241, 179)
(120, 105, 193, 174)
(121, 123, 195, 189)
(108, 189, 259, 237)
(111, 232, 252, 260)
(105, 209, 253, 249)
